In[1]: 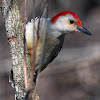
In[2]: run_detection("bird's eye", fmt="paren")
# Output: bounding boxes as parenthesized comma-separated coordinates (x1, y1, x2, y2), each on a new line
(70, 20, 74, 24)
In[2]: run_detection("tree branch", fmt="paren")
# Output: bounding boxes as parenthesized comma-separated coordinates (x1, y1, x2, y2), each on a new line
(0, 0, 32, 99)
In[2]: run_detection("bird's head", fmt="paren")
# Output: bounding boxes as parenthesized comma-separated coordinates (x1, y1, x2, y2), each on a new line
(51, 11, 91, 35)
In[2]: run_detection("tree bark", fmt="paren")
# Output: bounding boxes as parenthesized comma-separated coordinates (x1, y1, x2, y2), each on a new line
(0, 0, 38, 99)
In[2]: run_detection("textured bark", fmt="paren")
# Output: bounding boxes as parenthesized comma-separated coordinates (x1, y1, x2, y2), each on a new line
(0, 0, 39, 99)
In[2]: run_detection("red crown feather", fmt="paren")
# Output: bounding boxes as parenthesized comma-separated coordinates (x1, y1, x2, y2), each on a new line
(51, 11, 82, 26)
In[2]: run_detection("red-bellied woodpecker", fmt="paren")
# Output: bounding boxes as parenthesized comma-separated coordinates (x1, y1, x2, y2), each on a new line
(9, 11, 92, 86)
(25, 11, 91, 82)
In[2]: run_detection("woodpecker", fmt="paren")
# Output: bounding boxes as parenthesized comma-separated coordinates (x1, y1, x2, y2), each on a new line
(25, 11, 92, 82)
(9, 11, 92, 86)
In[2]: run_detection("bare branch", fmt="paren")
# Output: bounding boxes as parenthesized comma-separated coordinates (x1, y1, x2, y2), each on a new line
(24, 0, 28, 89)
(37, 0, 48, 77)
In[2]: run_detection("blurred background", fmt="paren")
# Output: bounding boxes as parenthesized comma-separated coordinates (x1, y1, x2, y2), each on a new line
(0, 0, 100, 100)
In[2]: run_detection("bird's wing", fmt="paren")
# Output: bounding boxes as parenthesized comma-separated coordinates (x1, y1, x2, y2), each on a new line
(49, 34, 65, 63)
(49, 45, 63, 63)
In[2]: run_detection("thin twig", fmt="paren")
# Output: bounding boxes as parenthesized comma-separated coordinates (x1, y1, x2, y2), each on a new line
(25, 0, 39, 99)
(31, 0, 36, 85)
(37, 0, 48, 76)
(24, 0, 28, 89)
(33, 0, 48, 99)
(42, 4, 48, 17)
(27, 18, 40, 88)
(24, 0, 48, 99)
(32, 0, 36, 67)
(33, 1, 48, 99)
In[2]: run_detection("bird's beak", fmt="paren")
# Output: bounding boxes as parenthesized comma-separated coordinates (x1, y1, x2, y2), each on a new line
(77, 26, 92, 36)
